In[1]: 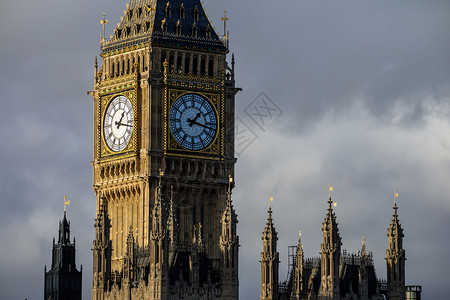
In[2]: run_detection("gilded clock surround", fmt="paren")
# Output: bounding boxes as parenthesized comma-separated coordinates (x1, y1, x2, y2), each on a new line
(165, 89, 222, 156)
(97, 71, 139, 161)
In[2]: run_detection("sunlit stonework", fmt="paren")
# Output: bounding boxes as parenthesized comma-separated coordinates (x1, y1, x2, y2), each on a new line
(90, 0, 239, 299)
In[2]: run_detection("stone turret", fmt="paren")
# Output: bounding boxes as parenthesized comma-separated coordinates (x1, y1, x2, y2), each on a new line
(92, 196, 112, 300)
(220, 179, 239, 299)
(45, 208, 82, 300)
(319, 196, 342, 299)
(291, 232, 304, 300)
(260, 206, 279, 300)
(386, 196, 405, 300)
(149, 174, 169, 299)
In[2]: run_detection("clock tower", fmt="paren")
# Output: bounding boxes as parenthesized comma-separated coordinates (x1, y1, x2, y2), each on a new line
(90, 0, 239, 299)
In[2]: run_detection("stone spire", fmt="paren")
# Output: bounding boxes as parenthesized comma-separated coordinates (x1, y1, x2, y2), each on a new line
(359, 236, 369, 299)
(150, 171, 166, 240)
(92, 196, 112, 300)
(58, 211, 71, 245)
(386, 193, 406, 300)
(167, 185, 179, 248)
(149, 170, 168, 298)
(319, 192, 342, 299)
(123, 227, 136, 299)
(45, 207, 82, 300)
(220, 176, 239, 299)
(260, 205, 279, 300)
(291, 231, 304, 300)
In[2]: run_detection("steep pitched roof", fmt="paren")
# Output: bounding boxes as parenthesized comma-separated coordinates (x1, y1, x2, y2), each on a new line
(102, 0, 227, 53)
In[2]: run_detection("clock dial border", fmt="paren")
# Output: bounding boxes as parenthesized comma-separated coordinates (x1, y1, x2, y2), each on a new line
(103, 95, 134, 152)
(169, 93, 218, 151)
(99, 90, 138, 159)
(165, 89, 223, 158)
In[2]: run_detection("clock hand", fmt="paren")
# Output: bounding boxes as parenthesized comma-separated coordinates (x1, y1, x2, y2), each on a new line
(187, 112, 202, 126)
(115, 121, 133, 128)
(193, 112, 201, 122)
(190, 121, 215, 131)
(116, 112, 125, 129)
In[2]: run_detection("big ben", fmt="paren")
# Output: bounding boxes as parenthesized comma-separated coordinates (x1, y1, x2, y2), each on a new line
(90, 1, 240, 299)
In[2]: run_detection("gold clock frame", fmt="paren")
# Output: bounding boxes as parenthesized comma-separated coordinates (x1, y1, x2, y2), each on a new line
(164, 89, 222, 155)
(98, 87, 138, 161)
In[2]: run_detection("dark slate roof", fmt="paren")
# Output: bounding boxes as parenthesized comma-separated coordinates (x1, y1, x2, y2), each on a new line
(102, 0, 227, 53)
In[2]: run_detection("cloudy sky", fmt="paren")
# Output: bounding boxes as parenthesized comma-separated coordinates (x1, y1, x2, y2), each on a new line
(1, 0, 450, 299)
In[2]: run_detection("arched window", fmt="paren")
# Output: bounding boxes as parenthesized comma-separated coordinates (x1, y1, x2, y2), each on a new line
(165, 2, 171, 18)
(200, 56, 206, 76)
(191, 23, 197, 37)
(179, 4, 186, 20)
(176, 20, 182, 35)
(161, 19, 167, 33)
(208, 57, 214, 76)
(193, 6, 199, 21)
(136, 7, 142, 18)
(184, 54, 190, 74)
(169, 53, 174, 72)
(192, 56, 198, 75)
(177, 54, 182, 73)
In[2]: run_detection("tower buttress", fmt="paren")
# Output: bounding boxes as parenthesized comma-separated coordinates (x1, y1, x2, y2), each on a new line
(260, 206, 279, 300)
(92, 196, 112, 300)
(386, 198, 405, 300)
(291, 232, 304, 300)
(123, 227, 135, 300)
(220, 179, 239, 299)
(359, 237, 369, 299)
(149, 174, 168, 299)
(319, 197, 342, 299)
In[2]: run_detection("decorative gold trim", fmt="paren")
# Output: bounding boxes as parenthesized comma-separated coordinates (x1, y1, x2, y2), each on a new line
(99, 89, 138, 160)
(165, 89, 222, 157)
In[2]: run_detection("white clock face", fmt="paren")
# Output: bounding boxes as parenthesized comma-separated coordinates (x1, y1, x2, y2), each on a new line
(103, 95, 134, 152)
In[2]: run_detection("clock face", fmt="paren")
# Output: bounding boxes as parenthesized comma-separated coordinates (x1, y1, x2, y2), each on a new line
(169, 94, 218, 151)
(103, 95, 134, 152)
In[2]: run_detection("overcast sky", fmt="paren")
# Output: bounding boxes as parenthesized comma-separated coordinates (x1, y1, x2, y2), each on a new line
(1, 1, 450, 299)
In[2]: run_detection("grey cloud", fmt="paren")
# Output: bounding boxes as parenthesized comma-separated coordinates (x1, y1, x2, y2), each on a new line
(1, 0, 449, 299)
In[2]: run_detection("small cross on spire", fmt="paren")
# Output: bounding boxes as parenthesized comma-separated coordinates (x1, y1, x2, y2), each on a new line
(100, 13, 108, 44)
(221, 9, 229, 40)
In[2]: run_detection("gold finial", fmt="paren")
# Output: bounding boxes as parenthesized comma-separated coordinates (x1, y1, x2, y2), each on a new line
(299, 230, 302, 238)
(329, 184, 337, 207)
(269, 194, 274, 208)
(394, 189, 399, 206)
(100, 13, 108, 44)
(64, 195, 70, 212)
(221, 9, 229, 40)
(362, 236, 366, 246)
